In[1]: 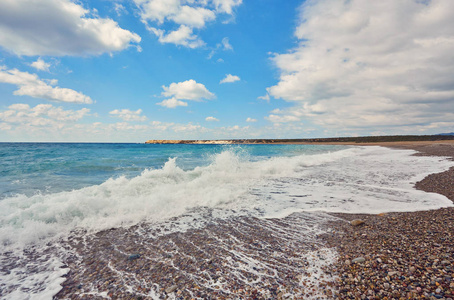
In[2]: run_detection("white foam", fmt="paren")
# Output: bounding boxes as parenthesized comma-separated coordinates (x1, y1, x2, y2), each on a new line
(1, 145, 453, 298)
(254, 146, 454, 216)
(2, 146, 453, 250)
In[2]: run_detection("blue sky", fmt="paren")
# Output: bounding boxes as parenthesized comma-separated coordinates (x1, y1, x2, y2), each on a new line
(1, 0, 454, 142)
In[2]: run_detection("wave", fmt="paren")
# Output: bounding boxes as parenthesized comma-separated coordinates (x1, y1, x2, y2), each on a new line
(1, 145, 453, 299)
(1, 146, 453, 252)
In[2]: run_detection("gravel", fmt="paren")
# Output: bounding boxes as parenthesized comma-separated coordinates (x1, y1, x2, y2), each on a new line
(54, 142, 454, 299)
(322, 142, 454, 299)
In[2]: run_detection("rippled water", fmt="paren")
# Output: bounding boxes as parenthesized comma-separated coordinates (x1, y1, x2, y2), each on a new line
(1, 143, 453, 299)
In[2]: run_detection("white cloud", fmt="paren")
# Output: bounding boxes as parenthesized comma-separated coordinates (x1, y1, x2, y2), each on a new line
(220, 74, 240, 84)
(150, 120, 174, 131)
(134, 0, 242, 48)
(149, 120, 207, 133)
(213, 0, 242, 14)
(173, 123, 204, 132)
(0, 0, 141, 56)
(0, 66, 93, 104)
(221, 37, 233, 50)
(162, 80, 214, 100)
(114, 3, 126, 16)
(30, 58, 51, 72)
(207, 37, 233, 59)
(246, 117, 257, 122)
(109, 109, 147, 122)
(257, 94, 270, 102)
(0, 103, 90, 127)
(205, 116, 219, 122)
(156, 97, 188, 108)
(265, 114, 300, 123)
(170, 6, 216, 28)
(150, 25, 205, 48)
(267, 0, 454, 133)
(158, 79, 215, 108)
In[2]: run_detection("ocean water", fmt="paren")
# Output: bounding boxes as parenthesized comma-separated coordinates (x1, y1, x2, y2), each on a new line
(1, 143, 453, 299)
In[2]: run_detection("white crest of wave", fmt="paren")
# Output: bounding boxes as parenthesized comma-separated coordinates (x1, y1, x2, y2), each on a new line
(2, 146, 452, 251)
(0, 148, 354, 250)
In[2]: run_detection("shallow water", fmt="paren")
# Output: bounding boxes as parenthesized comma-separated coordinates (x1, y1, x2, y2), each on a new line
(1, 143, 453, 299)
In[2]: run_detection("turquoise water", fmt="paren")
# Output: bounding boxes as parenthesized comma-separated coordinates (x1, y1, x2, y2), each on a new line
(0, 143, 345, 198)
(1, 143, 453, 299)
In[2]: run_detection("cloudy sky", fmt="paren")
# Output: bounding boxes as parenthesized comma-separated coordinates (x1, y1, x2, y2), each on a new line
(1, 0, 454, 142)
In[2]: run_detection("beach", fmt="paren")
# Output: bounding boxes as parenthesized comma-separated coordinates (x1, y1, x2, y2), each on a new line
(322, 141, 454, 299)
(50, 142, 454, 299)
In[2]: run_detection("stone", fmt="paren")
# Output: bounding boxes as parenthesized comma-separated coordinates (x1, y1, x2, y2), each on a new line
(441, 260, 451, 265)
(388, 271, 398, 276)
(351, 219, 365, 226)
(127, 254, 141, 260)
(165, 285, 178, 294)
(352, 257, 366, 264)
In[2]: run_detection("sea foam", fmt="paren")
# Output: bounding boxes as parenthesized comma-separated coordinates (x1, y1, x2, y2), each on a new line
(0, 146, 453, 299)
(0, 146, 453, 252)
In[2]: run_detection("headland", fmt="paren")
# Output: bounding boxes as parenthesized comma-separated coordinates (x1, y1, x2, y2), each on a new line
(145, 134, 454, 145)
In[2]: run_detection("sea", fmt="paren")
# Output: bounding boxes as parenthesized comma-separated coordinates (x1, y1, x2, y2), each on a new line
(1, 143, 453, 299)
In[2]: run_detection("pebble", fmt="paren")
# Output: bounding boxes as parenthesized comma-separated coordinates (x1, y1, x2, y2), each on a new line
(127, 254, 141, 260)
(53, 143, 454, 300)
(165, 285, 178, 294)
(55, 211, 338, 299)
(352, 257, 365, 264)
(350, 219, 365, 226)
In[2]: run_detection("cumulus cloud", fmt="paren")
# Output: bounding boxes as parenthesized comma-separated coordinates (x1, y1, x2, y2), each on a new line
(134, 0, 241, 48)
(0, 103, 90, 127)
(156, 98, 188, 108)
(266, 0, 454, 134)
(213, 0, 242, 14)
(0, 66, 93, 104)
(220, 74, 240, 84)
(246, 117, 257, 122)
(158, 79, 215, 108)
(150, 25, 205, 48)
(162, 79, 215, 100)
(109, 109, 147, 122)
(265, 114, 300, 123)
(205, 116, 219, 122)
(173, 123, 204, 132)
(30, 58, 51, 72)
(0, 0, 141, 56)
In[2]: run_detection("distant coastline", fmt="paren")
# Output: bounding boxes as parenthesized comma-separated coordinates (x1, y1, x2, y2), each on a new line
(145, 134, 454, 145)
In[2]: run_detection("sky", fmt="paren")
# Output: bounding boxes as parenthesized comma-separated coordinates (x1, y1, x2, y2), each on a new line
(0, 0, 454, 142)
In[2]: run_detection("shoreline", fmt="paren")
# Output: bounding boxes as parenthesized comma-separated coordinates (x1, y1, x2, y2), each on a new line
(144, 136, 454, 145)
(54, 142, 454, 299)
(322, 141, 454, 299)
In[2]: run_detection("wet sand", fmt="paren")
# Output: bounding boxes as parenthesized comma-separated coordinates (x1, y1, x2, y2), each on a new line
(55, 142, 454, 299)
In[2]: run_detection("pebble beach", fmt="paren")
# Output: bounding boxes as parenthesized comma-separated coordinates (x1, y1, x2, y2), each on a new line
(53, 142, 454, 299)
(321, 142, 454, 300)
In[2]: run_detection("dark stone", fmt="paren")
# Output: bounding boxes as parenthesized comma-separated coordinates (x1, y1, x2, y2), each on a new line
(128, 254, 141, 260)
